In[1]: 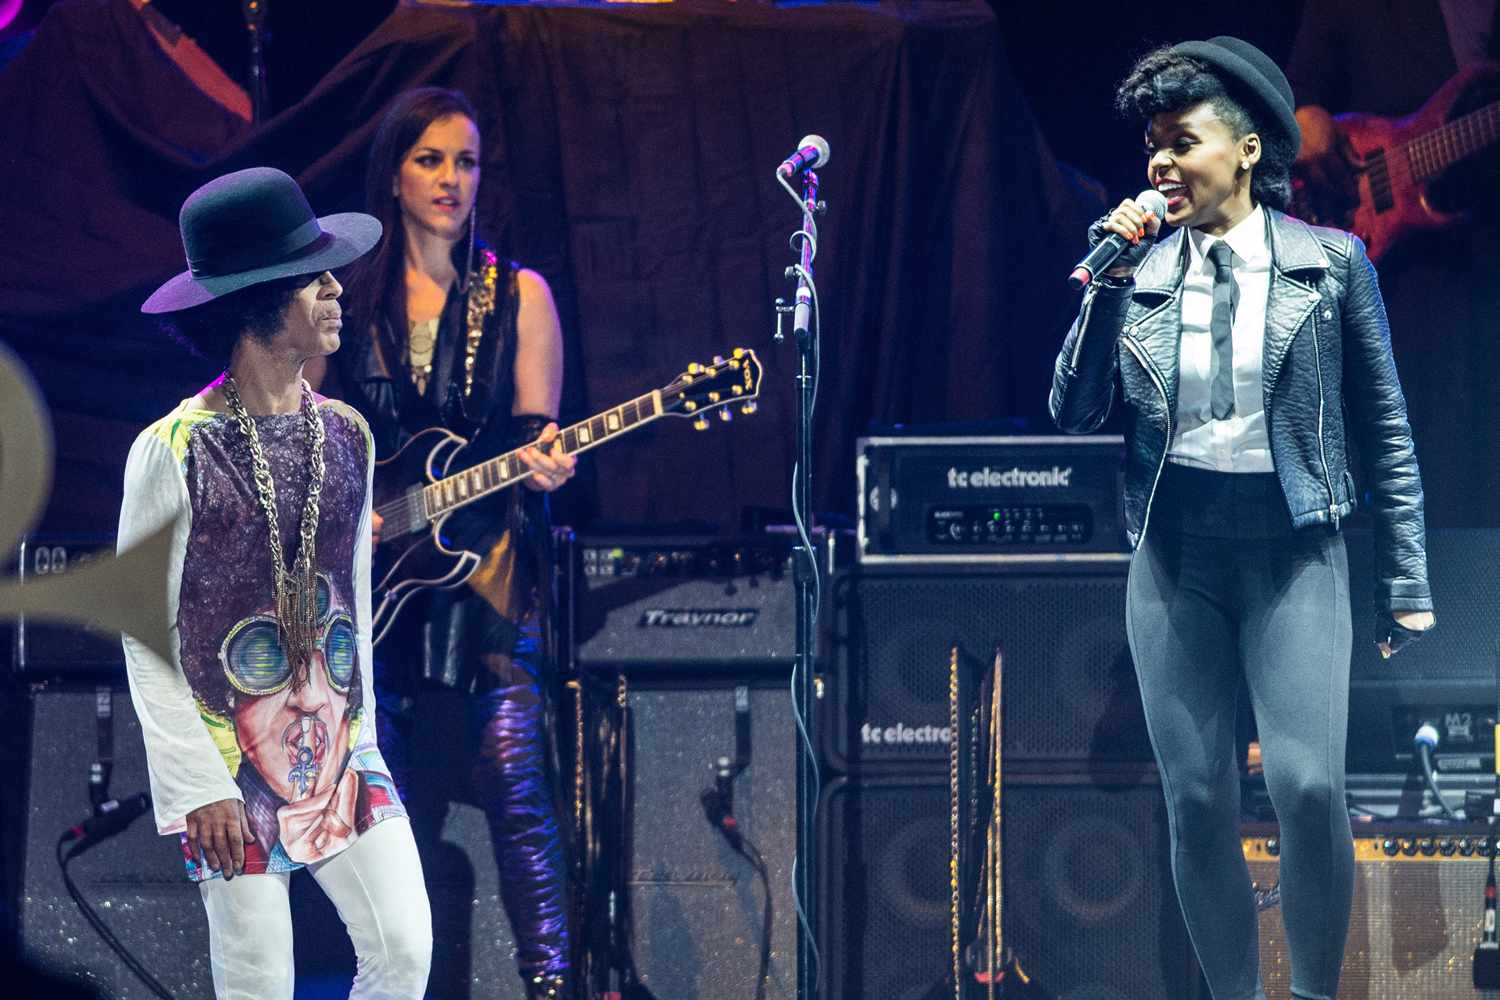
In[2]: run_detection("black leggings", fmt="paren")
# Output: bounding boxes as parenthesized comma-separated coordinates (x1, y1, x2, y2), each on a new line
(1126, 507, 1353, 1000)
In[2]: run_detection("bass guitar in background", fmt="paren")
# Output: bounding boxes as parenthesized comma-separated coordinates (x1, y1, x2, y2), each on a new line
(1290, 61, 1500, 261)
(369, 349, 765, 646)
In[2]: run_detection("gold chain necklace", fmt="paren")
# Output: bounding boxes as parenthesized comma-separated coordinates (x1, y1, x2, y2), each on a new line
(462, 249, 499, 398)
(222, 374, 326, 682)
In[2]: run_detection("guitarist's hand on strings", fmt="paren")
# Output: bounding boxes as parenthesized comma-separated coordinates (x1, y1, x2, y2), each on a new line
(1294, 105, 1361, 215)
(520, 423, 576, 492)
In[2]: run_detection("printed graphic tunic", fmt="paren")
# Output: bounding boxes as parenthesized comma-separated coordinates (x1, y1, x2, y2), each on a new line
(118, 396, 404, 881)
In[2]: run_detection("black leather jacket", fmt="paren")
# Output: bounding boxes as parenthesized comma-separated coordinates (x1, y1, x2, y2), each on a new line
(1050, 209, 1432, 616)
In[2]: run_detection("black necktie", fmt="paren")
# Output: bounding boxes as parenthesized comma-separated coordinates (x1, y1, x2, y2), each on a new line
(1206, 241, 1238, 420)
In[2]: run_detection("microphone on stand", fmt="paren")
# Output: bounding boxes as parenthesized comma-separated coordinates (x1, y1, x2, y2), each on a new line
(1413, 722, 1459, 820)
(1067, 189, 1168, 290)
(1477, 670, 1500, 988)
(777, 134, 831, 178)
(702, 755, 743, 849)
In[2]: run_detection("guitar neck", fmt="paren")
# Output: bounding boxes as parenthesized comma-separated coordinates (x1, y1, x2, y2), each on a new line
(1406, 99, 1500, 182)
(422, 390, 663, 518)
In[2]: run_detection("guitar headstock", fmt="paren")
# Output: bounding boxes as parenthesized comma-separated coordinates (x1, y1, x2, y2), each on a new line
(659, 349, 764, 429)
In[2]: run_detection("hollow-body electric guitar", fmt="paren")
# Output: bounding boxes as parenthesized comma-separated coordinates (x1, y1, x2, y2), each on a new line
(369, 349, 764, 646)
(1290, 62, 1500, 262)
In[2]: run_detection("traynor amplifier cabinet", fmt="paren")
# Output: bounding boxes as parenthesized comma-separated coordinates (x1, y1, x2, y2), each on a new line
(1243, 821, 1498, 999)
(561, 533, 801, 674)
(856, 435, 1128, 564)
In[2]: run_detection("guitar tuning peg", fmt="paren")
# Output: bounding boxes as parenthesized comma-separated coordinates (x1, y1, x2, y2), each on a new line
(732, 347, 745, 359)
(687, 362, 702, 375)
(740, 401, 757, 416)
(712, 355, 725, 366)
(692, 415, 710, 431)
(718, 408, 733, 423)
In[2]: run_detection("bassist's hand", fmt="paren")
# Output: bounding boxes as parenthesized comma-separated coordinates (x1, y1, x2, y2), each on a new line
(1294, 105, 1360, 218)
(520, 423, 576, 492)
(371, 510, 383, 546)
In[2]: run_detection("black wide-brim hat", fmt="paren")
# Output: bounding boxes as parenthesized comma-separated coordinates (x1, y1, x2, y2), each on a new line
(142, 166, 381, 315)
(1171, 36, 1301, 157)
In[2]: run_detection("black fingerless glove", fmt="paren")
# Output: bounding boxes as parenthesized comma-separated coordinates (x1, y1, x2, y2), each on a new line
(1086, 214, 1153, 279)
(1377, 612, 1433, 658)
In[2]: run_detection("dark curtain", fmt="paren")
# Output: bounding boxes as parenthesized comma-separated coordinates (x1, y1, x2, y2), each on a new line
(0, 0, 1100, 534)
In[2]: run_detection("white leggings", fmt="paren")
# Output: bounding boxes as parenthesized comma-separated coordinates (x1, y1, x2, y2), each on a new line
(197, 816, 432, 1000)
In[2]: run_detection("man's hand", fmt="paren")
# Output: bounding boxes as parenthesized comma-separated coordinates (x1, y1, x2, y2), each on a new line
(371, 510, 384, 546)
(185, 798, 254, 879)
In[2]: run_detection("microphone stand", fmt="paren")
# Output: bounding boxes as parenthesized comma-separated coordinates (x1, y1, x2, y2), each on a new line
(774, 164, 823, 1000)
(242, 0, 269, 125)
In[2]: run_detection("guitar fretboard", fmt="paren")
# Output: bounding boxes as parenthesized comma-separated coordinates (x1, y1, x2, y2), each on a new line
(1405, 99, 1500, 182)
(422, 391, 661, 518)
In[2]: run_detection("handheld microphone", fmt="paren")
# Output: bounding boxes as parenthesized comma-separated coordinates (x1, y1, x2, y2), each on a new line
(777, 134, 830, 178)
(1068, 189, 1168, 290)
(61, 792, 151, 858)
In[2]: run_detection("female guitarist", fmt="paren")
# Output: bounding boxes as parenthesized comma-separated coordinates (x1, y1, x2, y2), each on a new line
(328, 87, 575, 1000)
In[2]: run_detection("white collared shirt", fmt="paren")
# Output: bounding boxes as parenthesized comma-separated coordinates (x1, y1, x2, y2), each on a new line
(1168, 203, 1274, 473)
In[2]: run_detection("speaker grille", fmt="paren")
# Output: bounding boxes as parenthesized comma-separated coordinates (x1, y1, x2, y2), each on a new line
(828, 569, 1152, 769)
(21, 690, 214, 998)
(1346, 529, 1500, 683)
(817, 773, 1198, 1000)
(817, 776, 952, 1000)
(621, 683, 797, 999)
(1247, 831, 1494, 999)
(1002, 777, 1196, 1000)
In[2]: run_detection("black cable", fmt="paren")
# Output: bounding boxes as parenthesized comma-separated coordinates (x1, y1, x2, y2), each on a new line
(740, 835, 774, 1000)
(1418, 743, 1461, 820)
(718, 827, 773, 1000)
(55, 838, 175, 999)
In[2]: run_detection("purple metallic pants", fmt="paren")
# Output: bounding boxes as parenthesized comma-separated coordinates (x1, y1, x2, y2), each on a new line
(376, 629, 570, 990)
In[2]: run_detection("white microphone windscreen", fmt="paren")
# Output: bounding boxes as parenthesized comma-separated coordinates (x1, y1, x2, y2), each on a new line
(799, 134, 831, 170)
(1136, 188, 1168, 218)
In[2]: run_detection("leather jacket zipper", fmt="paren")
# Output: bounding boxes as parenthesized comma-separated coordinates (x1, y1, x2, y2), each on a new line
(1306, 288, 1340, 528)
(1069, 284, 1100, 370)
(1121, 333, 1172, 545)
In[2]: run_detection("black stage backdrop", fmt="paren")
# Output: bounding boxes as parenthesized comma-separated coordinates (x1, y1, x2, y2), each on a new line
(0, 0, 1102, 534)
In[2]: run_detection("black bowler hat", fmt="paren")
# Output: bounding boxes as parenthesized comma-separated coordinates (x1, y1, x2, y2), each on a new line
(142, 167, 381, 315)
(1171, 36, 1301, 157)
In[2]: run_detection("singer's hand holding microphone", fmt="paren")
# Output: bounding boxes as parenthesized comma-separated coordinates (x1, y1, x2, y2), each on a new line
(1069, 190, 1167, 289)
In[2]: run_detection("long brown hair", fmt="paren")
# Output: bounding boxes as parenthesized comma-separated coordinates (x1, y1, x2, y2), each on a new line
(344, 87, 481, 363)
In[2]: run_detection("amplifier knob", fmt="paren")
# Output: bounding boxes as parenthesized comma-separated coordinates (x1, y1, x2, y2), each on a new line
(1439, 839, 1457, 856)
(1382, 838, 1399, 857)
(1265, 838, 1280, 857)
(1418, 838, 1437, 856)
(1459, 838, 1476, 856)
(1399, 838, 1418, 856)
